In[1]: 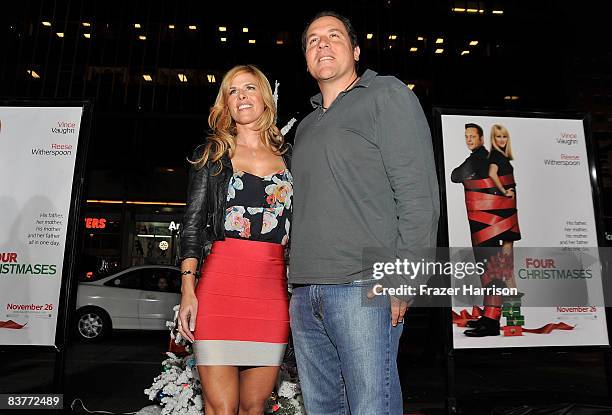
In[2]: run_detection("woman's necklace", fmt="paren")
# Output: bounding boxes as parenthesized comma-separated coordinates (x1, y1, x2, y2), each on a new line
(322, 74, 360, 110)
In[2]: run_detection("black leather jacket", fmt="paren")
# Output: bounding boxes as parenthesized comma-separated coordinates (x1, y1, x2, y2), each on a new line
(179, 144, 292, 266)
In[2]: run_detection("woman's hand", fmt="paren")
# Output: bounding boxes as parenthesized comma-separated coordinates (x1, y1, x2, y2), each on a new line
(505, 189, 515, 199)
(178, 292, 198, 343)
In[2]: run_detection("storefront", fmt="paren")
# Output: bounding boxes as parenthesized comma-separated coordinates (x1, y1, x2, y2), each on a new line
(79, 202, 185, 280)
(131, 215, 181, 266)
(81, 211, 122, 279)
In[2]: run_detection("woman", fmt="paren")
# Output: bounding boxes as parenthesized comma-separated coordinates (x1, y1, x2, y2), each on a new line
(178, 65, 292, 415)
(488, 123, 521, 286)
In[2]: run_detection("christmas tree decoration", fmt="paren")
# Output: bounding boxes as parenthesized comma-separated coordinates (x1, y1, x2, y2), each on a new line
(281, 119, 297, 136)
(272, 79, 298, 137)
(144, 351, 203, 415)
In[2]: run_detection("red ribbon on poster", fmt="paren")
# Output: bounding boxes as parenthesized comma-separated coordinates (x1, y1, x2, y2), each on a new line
(452, 308, 575, 334)
(521, 322, 575, 334)
(0, 320, 27, 329)
(452, 306, 484, 327)
(464, 175, 515, 190)
(463, 174, 519, 245)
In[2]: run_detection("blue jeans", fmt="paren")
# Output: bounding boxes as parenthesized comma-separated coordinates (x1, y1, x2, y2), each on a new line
(289, 280, 404, 415)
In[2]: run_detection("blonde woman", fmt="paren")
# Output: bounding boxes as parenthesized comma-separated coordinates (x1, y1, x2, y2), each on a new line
(488, 124, 521, 270)
(178, 65, 292, 415)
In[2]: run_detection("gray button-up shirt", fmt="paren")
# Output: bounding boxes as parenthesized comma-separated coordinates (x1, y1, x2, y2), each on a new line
(289, 69, 440, 284)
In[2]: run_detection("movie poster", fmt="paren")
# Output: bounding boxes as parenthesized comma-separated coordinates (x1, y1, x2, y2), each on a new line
(0, 106, 84, 346)
(439, 112, 609, 348)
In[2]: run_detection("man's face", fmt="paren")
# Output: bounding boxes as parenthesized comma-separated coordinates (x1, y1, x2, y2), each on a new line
(304, 16, 360, 83)
(465, 127, 483, 151)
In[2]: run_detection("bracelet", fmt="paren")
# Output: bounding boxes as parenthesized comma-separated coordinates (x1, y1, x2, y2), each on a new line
(181, 270, 200, 277)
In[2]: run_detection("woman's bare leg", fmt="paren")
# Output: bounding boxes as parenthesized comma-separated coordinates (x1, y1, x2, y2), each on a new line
(198, 365, 240, 415)
(238, 366, 280, 415)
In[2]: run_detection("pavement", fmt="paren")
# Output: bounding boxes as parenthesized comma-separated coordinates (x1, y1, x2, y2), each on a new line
(1, 328, 612, 415)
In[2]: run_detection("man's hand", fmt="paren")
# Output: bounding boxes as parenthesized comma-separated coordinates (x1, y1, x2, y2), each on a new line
(367, 288, 410, 326)
(390, 295, 409, 326)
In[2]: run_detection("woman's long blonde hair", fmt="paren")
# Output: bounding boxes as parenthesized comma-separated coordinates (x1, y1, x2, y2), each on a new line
(490, 124, 514, 160)
(191, 64, 285, 172)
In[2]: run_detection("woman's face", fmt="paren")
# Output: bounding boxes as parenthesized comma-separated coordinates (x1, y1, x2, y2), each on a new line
(226, 72, 265, 127)
(494, 130, 508, 148)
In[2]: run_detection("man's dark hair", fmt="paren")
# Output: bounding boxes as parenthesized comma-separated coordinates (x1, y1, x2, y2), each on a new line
(465, 123, 484, 138)
(301, 11, 359, 54)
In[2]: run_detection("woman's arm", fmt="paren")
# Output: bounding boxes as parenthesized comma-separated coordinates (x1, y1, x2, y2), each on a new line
(178, 257, 198, 342)
(179, 155, 209, 266)
(177, 148, 210, 342)
(488, 163, 514, 197)
(180, 258, 198, 294)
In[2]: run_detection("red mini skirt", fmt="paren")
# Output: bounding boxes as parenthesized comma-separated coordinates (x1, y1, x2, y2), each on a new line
(192, 237, 289, 366)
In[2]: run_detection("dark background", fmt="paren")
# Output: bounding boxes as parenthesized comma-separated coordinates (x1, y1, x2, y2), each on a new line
(2, 1, 612, 414)
(3, 0, 612, 216)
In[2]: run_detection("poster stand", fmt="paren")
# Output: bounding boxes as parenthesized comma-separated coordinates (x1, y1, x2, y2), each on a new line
(431, 107, 612, 414)
(0, 100, 92, 414)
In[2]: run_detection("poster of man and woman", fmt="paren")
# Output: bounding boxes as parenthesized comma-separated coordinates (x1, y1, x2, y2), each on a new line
(438, 112, 609, 349)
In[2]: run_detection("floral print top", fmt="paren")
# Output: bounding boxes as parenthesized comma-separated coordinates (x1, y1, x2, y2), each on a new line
(224, 169, 293, 245)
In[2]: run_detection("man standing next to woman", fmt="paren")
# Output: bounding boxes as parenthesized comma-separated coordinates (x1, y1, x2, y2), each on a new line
(289, 11, 440, 415)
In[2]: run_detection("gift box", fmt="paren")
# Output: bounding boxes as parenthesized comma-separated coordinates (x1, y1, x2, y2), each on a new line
(503, 326, 523, 336)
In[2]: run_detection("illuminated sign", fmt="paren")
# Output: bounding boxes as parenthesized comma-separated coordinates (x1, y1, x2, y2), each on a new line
(85, 217, 106, 229)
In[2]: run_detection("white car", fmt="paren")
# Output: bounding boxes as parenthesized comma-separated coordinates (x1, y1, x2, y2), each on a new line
(75, 265, 181, 341)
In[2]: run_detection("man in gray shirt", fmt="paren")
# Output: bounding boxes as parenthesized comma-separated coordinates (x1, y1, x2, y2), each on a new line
(289, 11, 440, 415)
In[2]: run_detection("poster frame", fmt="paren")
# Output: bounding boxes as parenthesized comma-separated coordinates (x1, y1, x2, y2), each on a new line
(432, 106, 611, 353)
(0, 100, 93, 396)
(432, 107, 612, 414)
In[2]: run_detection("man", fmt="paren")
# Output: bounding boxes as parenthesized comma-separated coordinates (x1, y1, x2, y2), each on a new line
(289, 11, 440, 414)
(451, 123, 505, 337)
(450, 124, 489, 185)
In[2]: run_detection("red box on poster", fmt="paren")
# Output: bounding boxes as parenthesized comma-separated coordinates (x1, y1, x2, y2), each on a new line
(503, 326, 523, 336)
